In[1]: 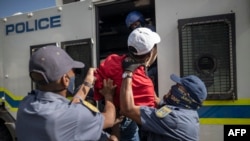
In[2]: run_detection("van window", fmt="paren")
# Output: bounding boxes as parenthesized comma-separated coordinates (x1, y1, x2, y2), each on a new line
(178, 13, 236, 100)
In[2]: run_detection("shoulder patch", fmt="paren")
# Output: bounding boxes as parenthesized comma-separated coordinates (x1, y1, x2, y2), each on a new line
(155, 105, 172, 118)
(82, 100, 99, 113)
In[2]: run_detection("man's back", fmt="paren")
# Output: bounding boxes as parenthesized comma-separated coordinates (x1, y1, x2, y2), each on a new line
(94, 54, 156, 108)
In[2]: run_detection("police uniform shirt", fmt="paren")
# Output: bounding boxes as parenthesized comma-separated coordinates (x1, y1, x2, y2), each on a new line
(16, 90, 109, 141)
(140, 105, 200, 141)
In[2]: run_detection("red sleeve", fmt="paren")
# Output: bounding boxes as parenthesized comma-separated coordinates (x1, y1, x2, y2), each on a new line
(93, 68, 106, 100)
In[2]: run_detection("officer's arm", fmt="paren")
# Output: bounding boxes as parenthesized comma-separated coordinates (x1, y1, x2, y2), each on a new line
(99, 79, 116, 129)
(120, 71, 142, 125)
(72, 68, 96, 103)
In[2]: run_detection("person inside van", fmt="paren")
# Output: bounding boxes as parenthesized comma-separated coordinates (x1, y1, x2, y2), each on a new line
(125, 10, 156, 32)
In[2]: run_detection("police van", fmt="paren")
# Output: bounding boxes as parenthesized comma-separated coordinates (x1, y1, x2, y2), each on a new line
(0, 0, 249, 140)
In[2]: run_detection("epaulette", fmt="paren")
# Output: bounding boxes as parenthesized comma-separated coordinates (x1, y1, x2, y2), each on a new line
(82, 100, 100, 113)
(155, 105, 172, 118)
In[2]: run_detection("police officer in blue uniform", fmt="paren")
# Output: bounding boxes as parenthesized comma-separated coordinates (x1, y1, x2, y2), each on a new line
(16, 46, 118, 141)
(118, 60, 207, 141)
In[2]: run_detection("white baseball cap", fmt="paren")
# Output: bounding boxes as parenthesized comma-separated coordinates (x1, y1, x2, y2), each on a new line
(127, 27, 161, 55)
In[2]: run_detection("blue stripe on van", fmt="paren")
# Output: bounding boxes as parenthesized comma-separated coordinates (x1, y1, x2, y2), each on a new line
(198, 105, 250, 118)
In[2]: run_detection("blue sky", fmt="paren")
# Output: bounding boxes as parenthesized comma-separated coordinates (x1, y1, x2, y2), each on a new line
(0, 0, 56, 18)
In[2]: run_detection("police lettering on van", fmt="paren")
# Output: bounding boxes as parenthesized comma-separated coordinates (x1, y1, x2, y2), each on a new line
(5, 15, 61, 35)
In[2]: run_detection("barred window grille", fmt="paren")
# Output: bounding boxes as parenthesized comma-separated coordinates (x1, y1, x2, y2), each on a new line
(62, 39, 92, 87)
(178, 13, 236, 100)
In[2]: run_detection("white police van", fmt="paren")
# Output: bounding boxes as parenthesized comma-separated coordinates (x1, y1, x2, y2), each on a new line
(0, 0, 249, 140)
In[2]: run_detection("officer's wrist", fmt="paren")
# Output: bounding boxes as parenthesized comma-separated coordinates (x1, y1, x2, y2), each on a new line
(82, 81, 93, 88)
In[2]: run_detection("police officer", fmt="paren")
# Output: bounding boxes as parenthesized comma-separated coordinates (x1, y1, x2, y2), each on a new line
(16, 46, 117, 141)
(119, 59, 207, 141)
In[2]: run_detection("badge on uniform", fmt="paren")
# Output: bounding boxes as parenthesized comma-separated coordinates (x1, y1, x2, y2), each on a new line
(82, 100, 99, 113)
(155, 105, 172, 118)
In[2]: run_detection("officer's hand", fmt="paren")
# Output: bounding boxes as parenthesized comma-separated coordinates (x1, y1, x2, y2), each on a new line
(84, 67, 96, 85)
(107, 135, 118, 141)
(122, 57, 142, 72)
(99, 79, 116, 100)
